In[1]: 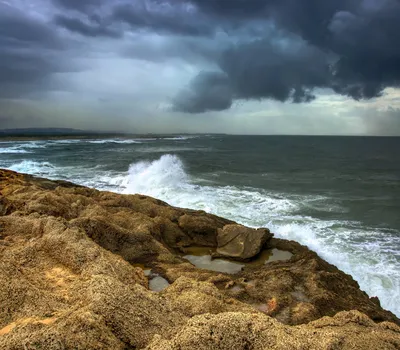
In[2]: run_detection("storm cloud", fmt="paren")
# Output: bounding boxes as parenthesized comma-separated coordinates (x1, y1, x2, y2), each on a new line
(170, 0, 400, 112)
(0, 5, 72, 99)
(1, 0, 400, 134)
(48, 0, 400, 110)
(54, 15, 122, 38)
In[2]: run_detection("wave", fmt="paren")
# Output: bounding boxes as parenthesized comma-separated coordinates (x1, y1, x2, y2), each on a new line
(5, 160, 128, 194)
(0, 148, 31, 154)
(20, 141, 48, 149)
(0, 141, 47, 154)
(86, 139, 143, 144)
(48, 140, 83, 144)
(163, 136, 191, 141)
(7, 160, 56, 176)
(135, 146, 207, 153)
(121, 154, 400, 317)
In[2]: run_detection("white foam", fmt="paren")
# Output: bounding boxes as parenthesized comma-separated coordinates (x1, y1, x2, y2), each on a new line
(86, 139, 142, 144)
(123, 154, 189, 196)
(48, 140, 83, 144)
(20, 141, 47, 149)
(269, 219, 400, 316)
(163, 136, 191, 140)
(0, 148, 31, 154)
(0, 141, 46, 153)
(7, 160, 56, 176)
(135, 146, 203, 153)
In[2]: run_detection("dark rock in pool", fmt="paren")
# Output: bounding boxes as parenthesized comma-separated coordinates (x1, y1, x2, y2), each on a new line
(216, 224, 273, 260)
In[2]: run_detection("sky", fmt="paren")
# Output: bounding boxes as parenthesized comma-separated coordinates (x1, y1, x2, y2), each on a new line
(1, 0, 400, 135)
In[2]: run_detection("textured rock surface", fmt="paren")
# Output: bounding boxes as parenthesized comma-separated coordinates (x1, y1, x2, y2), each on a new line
(216, 224, 273, 260)
(0, 169, 399, 349)
(146, 311, 400, 350)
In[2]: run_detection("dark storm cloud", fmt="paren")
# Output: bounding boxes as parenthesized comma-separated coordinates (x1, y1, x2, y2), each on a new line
(54, 15, 122, 38)
(0, 5, 73, 99)
(112, 3, 214, 37)
(0, 7, 61, 49)
(170, 0, 400, 112)
(54, 0, 104, 12)
(172, 72, 232, 113)
(3, 0, 400, 118)
(173, 35, 327, 113)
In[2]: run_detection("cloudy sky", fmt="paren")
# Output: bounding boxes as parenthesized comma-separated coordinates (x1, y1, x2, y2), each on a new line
(1, 0, 400, 135)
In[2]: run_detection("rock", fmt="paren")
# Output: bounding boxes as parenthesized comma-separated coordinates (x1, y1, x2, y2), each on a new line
(146, 311, 400, 350)
(0, 168, 399, 349)
(178, 213, 231, 247)
(216, 224, 273, 260)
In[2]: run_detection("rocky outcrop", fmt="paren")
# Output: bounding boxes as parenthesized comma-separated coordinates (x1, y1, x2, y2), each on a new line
(216, 224, 272, 260)
(146, 311, 400, 350)
(0, 169, 399, 349)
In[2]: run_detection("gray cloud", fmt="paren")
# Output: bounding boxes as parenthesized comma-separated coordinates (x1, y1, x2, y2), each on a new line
(54, 15, 122, 38)
(52, 0, 400, 111)
(170, 0, 400, 112)
(0, 7, 61, 49)
(1, 0, 400, 134)
(112, 2, 214, 37)
(172, 72, 232, 113)
(0, 6, 73, 99)
(173, 33, 330, 112)
(54, 0, 104, 12)
(362, 107, 400, 136)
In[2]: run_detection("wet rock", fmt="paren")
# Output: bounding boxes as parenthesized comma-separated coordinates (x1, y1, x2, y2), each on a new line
(216, 224, 273, 260)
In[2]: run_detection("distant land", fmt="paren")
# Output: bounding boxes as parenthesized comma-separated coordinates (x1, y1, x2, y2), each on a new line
(0, 128, 218, 140)
(0, 128, 113, 137)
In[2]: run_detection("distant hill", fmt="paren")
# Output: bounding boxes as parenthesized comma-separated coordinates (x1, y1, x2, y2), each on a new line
(0, 128, 106, 137)
(0, 128, 223, 139)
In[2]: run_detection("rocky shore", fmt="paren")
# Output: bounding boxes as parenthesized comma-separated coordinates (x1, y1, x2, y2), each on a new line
(0, 169, 399, 349)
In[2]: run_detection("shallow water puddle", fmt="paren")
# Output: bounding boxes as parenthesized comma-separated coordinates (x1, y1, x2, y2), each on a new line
(184, 254, 245, 274)
(247, 248, 293, 267)
(182, 246, 293, 274)
(149, 275, 170, 292)
(182, 246, 245, 274)
(132, 264, 169, 291)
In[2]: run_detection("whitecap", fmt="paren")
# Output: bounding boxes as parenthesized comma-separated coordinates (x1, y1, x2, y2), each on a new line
(0, 148, 31, 154)
(86, 139, 142, 144)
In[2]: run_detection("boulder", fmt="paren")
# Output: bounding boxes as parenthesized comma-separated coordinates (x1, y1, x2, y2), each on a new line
(216, 224, 273, 260)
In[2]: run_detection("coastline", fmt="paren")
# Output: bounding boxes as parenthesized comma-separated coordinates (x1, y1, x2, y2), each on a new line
(1, 169, 399, 349)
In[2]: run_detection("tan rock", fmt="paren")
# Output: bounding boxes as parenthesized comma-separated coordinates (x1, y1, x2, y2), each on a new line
(146, 311, 400, 350)
(216, 224, 273, 260)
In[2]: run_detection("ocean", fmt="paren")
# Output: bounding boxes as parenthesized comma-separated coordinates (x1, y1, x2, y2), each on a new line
(1, 135, 399, 317)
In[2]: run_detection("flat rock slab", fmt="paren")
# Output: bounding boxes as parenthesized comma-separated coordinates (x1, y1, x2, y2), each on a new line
(216, 224, 273, 260)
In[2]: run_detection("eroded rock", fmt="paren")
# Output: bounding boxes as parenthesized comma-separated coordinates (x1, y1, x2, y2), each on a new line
(216, 224, 273, 260)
